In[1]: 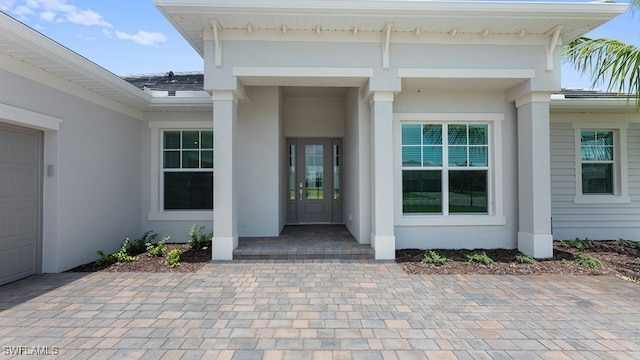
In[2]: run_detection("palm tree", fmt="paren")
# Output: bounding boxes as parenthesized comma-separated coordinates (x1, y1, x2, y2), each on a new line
(562, 0, 640, 106)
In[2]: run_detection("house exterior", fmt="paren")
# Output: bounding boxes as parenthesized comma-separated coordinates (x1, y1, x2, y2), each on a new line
(0, 0, 632, 285)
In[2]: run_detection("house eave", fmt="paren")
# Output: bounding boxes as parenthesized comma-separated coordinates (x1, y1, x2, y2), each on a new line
(551, 98, 638, 114)
(154, 0, 627, 57)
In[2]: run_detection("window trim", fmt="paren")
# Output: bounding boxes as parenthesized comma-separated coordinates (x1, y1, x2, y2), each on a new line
(573, 123, 630, 204)
(149, 121, 214, 221)
(394, 113, 506, 226)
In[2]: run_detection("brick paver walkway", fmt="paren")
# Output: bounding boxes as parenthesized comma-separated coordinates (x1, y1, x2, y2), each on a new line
(1, 261, 639, 359)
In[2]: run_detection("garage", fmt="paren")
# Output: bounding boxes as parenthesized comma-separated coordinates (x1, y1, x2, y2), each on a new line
(0, 122, 41, 286)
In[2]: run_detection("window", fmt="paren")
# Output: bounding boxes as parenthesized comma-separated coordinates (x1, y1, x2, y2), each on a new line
(580, 130, 613, 194)
(401, 123, 489, 215)
(574, 124, 629, 204)
(162, 130, 213, 210)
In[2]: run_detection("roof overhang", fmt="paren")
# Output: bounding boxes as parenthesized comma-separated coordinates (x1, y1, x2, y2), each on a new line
(154, 0, 627, 57)
(551, 97, 638, 114)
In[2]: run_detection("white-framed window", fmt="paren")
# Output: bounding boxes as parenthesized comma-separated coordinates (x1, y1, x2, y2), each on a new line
(162, 130, 213, 210)
(574, 123, 629, 204)
(394, 113, 505, 226)
(148, 121, 214, 221)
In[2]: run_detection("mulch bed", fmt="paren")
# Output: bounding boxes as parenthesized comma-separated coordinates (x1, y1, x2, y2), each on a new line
(67, 244, 211, 273)
(68, 240, 639, 283)
(396, 240, 640, 281)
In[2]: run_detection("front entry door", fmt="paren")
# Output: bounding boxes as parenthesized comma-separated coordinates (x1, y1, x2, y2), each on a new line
(287, 138, 342, 224)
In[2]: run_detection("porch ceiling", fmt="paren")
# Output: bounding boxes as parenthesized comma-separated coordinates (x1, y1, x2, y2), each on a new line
(154, 0, 626, 57)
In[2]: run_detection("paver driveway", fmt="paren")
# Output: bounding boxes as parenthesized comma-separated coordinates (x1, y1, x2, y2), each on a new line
(0, 260, 639, 359)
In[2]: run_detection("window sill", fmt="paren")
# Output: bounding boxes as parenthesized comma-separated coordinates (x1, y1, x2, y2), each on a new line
(396, 215, 507, 227)
(573, 195, 631, 205)
(148, 211, 213, 221)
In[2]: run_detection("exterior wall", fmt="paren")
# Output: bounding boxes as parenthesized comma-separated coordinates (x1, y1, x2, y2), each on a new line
(237, 86, 283, 236)
(142, 111, 213, 243)
(284, 95, 345, 138)
(0, 69, 142, 272)
(393, 90, 519, 250)
(343, 88, 371, 244)
(551, 113, 640, 240)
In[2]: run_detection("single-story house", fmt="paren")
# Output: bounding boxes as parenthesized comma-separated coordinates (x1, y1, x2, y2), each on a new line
(0, 0, 634, 285)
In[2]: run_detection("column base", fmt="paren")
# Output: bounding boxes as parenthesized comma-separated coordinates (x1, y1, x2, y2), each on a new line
(371, 233, 396, 260)
(518, 232, 553, 259)
(212, 235, 238, 260)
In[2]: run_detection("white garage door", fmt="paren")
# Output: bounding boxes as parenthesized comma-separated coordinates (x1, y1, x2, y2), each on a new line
(0, 123, 41, 286)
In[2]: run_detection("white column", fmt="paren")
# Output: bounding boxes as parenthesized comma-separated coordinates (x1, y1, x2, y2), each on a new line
(516, 93, 553, 258)
(212, 91, 238, 260)
(369, 92, 396, 259)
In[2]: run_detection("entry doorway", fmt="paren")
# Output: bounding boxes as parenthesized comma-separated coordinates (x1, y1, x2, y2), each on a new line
(286, 138, 343, 224)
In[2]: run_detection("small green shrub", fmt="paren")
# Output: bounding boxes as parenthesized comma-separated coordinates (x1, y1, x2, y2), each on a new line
(188, 224, 212, 249)
(515, 254, 536, 264)
(95, 250, 116, 266)
(113, 240, 139, 263)
(574, 253, 602, 270)
(165, 248, 182, 267)
(559, 238, 590, 250)
(127, 231, 157, 256)
(146, 236, 168, 257)
(617, 238, 639, 249)
(421, 250, 451, 265)
(465, 251, 494, 265)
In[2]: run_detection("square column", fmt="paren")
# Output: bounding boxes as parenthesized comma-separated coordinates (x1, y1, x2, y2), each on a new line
(369, 92, 396, 259)
(516, 93, 553, 258)
(212, 91, 238, 260)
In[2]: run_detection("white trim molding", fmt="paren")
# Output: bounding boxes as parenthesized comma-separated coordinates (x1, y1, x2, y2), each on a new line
(573, 122, 630, 205)
(398, 68, 535, 80)
(232, 67, 374, 78)
(148, 121, 214, 222)
(393, 112, 506, 227)
(0, 102, 63, 131)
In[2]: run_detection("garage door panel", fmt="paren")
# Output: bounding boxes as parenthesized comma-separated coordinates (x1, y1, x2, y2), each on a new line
(0, 123, 41, 286)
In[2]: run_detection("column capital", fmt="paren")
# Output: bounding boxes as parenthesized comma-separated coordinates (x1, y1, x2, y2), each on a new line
(514, 92, 552, 108)
(367, 91, 395, 106)
(210, 88, 246, 104)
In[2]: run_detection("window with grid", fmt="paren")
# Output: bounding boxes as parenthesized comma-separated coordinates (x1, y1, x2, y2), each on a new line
(162, 130, 213, 210)
(401, 123, 489, 215)
(580, 130, 614, 194)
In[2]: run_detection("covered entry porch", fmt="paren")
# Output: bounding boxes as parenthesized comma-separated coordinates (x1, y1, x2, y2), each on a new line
(234, 225, 375, 260)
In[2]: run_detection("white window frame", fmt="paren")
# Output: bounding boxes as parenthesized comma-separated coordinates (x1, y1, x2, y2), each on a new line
(573, 123, 630, 204)
(148, 121, 213, 221)
(394, 113, 506, 226)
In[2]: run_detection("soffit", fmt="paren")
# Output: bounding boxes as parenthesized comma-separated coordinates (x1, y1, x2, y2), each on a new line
(154, 0, 627, 56)
(0, 13, 152, 113)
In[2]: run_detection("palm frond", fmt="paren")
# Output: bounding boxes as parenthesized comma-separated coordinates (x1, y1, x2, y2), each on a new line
(563, 37, 640, 110)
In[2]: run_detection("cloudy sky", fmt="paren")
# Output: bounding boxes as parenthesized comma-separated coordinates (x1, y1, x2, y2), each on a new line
(0, 0, 637, 89)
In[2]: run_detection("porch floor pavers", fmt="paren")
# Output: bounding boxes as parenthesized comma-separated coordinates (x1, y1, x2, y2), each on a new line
(234, 225, 375, 260)
(1, 262, 640, 359)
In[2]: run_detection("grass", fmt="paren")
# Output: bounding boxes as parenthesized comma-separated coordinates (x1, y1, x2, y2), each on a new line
(617, 238, 639, 249)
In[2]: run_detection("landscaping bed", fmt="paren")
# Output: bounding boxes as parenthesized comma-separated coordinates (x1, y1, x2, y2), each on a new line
(396, 239, 640, 282)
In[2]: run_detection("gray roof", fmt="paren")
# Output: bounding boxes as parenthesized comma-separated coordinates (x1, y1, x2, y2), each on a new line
(559, 88, 630, 99)
(121, 72, 204, 92)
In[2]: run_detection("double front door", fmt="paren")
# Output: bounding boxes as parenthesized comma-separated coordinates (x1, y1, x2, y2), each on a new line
(287, 138, 342, 224)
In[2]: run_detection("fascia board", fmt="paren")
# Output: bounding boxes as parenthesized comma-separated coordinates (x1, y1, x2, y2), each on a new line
(154, 0, 627, 18)
(551, 99, 637, 114)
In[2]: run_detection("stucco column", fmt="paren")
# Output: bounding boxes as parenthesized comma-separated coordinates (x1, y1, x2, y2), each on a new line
(212, 91, 238, 260)
(516, 93, 553, 258)
(369, 92, 396, 259)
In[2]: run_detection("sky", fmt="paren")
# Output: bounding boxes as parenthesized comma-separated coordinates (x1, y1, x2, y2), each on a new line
(0, 0, 637, 89)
